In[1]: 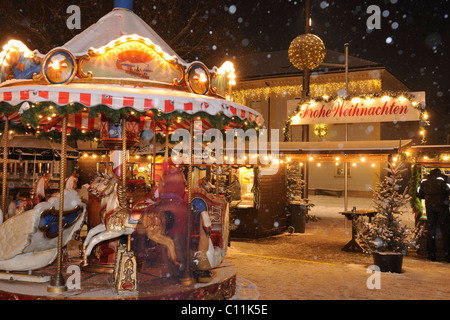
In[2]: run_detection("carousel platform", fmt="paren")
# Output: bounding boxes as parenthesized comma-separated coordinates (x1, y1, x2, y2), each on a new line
(0, 257, 236, 300)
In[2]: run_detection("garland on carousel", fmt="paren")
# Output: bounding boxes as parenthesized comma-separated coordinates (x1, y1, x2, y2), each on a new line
(283, 90, 428, 142)
(0, 101, 262, 144)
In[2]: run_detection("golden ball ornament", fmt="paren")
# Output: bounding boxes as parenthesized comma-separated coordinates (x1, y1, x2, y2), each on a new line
(289, 33, 326, 70)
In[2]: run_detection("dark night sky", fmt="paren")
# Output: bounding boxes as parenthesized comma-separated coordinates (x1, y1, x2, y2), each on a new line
(227, 0, 449, 140)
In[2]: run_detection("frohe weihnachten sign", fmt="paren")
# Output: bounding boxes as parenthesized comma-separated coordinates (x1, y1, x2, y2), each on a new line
(287, 91, 424, 125)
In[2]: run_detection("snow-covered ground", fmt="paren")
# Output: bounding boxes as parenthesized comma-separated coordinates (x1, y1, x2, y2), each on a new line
(228, 195, 450, 300)
(308, 194, 415, 226)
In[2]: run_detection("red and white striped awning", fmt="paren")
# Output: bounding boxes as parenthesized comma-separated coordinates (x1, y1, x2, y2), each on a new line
(0, 83, 263, 129)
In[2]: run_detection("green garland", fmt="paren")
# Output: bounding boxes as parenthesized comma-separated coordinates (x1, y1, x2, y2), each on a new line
(0, 101, 262, 143)
(408, 164, 424, 220)
(251, 165, 260, 209)
(0, 102, 19, 117)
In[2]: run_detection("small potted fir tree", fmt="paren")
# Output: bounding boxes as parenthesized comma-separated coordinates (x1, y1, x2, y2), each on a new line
(356, 161, 423, 273)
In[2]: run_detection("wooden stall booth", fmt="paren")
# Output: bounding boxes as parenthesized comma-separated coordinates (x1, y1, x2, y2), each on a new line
(405, 144, 450, 261)
(228, 163, 287, 239)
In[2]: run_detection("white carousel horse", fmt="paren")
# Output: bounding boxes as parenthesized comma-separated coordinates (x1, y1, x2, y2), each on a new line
(194, 211, 223, 271)
(0, 189, 86, 271)
(82, 175, 178, 268)
(64, 174, 78, 190)
(7, 174, 50, 219)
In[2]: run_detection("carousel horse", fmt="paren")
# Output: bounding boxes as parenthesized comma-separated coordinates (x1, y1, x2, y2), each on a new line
(195, 175, 215, 193)
(64, 173, 78, 190)
(0, 189, 86, 271)
(82, 175, 178, 268)
(7, 174, 50, 219)
(89, 172, 110, 196)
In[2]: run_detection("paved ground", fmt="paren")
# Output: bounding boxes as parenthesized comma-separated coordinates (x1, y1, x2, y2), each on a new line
(227, 195, 450, 300)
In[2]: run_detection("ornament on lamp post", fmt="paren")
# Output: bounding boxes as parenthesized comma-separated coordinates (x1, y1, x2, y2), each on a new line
(288, 33, 326, 70)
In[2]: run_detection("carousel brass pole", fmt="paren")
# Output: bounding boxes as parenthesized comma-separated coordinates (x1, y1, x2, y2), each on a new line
(122, 118, 127, 190)
(47, 115, 68, 293)
(2, 117, 9, 221)
(181, 120, 194, 286)
(164, 125, 169, 162)
(152, 123, 157, 184)
(121, 117, 128, 255)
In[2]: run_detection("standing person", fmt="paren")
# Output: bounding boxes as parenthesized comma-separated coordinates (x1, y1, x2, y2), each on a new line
(417, 168, 450, 262)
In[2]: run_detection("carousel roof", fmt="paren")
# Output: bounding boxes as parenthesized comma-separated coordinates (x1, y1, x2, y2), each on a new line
(0, 0, 263, 137)
(61, 7, 184, 63)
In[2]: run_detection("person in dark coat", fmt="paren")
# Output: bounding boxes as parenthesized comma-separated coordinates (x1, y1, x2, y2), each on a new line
(417, 168, 450, 262)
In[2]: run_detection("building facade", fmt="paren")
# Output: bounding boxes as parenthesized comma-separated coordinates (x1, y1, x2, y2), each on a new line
(231, 49, 423, 197)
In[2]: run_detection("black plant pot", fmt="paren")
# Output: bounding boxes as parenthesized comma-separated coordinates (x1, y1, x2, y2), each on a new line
(288, 202, 308, 234)
(372, 252, 403, 273)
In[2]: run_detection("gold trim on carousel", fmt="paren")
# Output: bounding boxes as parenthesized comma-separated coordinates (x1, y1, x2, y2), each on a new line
(210, 86, 218, 95)
(209, 73, 218, 95)
(86, 35, 183, 74)
(172, 63, 186, 87)
(31, 56, 45, 82)
(72, 77, 187, 91)
(0, 76, 228, 100)
(76, 55, 93, 79)
(185, 62, 211, 95)
(42, 49, 78, 85)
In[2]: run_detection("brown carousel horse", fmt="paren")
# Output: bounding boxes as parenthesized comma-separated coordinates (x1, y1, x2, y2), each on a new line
(82, 174, 179, 268)
(194, 175, 215, 193)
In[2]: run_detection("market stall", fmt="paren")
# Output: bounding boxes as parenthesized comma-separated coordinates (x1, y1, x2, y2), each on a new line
(0, 134, 79, 198)
(403, 144, 450, 261)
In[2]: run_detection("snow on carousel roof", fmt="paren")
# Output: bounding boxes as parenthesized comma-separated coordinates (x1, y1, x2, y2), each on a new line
(62, 7, 185, 63)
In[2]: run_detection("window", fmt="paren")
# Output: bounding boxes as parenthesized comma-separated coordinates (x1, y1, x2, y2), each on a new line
(335, 163, 351, 178)
(248, 100, 262, 114)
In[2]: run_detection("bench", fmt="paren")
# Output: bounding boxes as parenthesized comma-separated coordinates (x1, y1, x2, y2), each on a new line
(310, 188, 344, 198)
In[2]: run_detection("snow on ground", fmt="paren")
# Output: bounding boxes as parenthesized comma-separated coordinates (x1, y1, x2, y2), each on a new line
(228, 195, 450, 300)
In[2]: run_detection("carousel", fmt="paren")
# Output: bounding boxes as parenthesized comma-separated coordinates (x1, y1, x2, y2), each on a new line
(0, 0, 264, 299)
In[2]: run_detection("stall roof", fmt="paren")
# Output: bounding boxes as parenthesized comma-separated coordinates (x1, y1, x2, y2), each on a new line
(0, 134, 79, 158)
(277, 139, 412, 154)
(407, 145, 450, 152)
(405, 144, 450, 167)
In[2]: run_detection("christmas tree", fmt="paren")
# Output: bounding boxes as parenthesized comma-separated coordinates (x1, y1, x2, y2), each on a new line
(286, 161, 317, 222)
(286, 161, 305, 202)
(356, 161, 423, 254)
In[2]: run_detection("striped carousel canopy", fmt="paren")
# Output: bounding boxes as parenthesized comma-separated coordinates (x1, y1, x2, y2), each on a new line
(0, 1, 264, 136)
